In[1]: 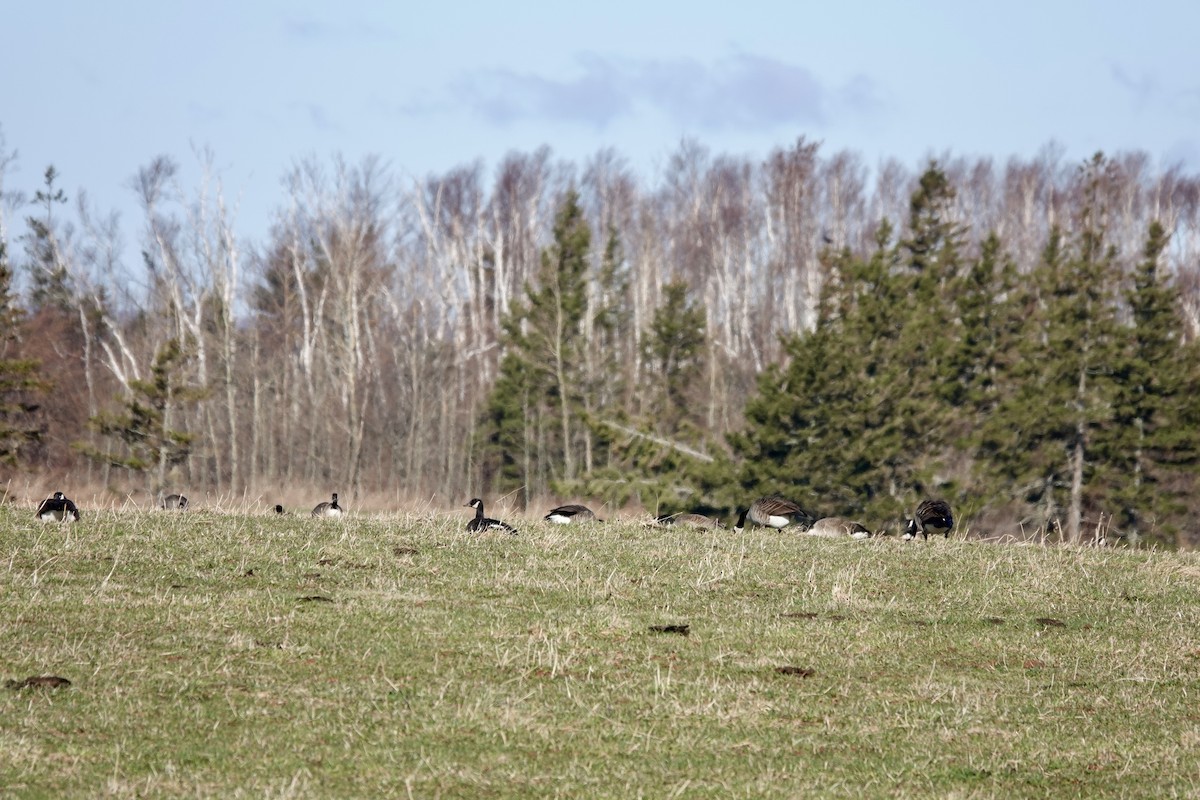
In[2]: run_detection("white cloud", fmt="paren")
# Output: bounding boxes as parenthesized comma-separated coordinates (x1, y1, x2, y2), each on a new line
(435, 52, 877, 132)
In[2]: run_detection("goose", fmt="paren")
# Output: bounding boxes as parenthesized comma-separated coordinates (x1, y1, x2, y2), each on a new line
(161, 493, 188, 510)
(465, 498, 518, 534)
(656, 512, 724, 529)
(311, 493, 343, 518)
(734, 495, 814, 532)
(544, 504, 600, 524)
(903, 499, 954, 540)
(806, 516, 872, 539)
(274, 504, 285, 515)
(36, 491, 81, 521)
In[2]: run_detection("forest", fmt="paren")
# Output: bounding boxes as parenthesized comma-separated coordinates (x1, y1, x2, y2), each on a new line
(2, 129, 1200, 547)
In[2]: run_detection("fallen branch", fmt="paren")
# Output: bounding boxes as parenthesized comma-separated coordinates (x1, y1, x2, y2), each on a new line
(599, 420, 715, 463)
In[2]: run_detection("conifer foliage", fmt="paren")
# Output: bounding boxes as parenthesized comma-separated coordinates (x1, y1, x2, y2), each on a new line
(0, 237, 46, 468)
(730, 155, 1200, 545)
(78, 338, 203, 493)
(478, 190, 594, 504)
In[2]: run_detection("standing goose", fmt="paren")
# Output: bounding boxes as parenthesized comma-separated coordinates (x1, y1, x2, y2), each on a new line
(544, 504, 600, 524)
(311, 493, 343, 518)
(806, 516, 872, 539)
(465, 498, 518, 535)
(734, 495, 814, 532)
(161, 493, 189, 510)
(904, 499, 954, 540)
(37, 491, 81, 521)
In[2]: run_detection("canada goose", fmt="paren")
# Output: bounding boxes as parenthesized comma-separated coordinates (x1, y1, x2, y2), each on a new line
(734, 495, 814, 532)
(161, 493, 188, 510)
(274, 504, 285, 515)
(312, 493, 343, 518)
(544, 504, 600, 524)
(36, 491, 80, 521)
(656, 512, 724, 529)
(465, 498, 518, 534)
(806, 516, 872, 539)
(903, 499, 954, 540)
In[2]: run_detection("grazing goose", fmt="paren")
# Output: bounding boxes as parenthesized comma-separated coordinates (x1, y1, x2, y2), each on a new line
(656, 512, 724, 529)
(806, 516, 872, 539)
(311, 493, 343, 518)
(161, 493, 188, 510)
(465, 498, 518, 534)
(37, 491, 81, 521)
(734, 495, 814, 532)
(544, 504, 599, 524)
(903, 499, 954, 540)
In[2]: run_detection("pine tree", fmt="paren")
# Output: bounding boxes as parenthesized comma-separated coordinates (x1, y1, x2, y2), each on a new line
(23, 166, 73, 312)
(573, 279, 715, 513)
(644, 281, 707, 430)
(0, 236, 47, 468)
(730, 226, 913, 523)
(478, 190, 592, 503)
(733, 312, 865, 516)
(947, 233, 1022, 415)
(890, 164, 968, 488)
(579, 226, 633, 475)
(1105, 220, 1200, 546)
(77, 338, 204, 492)
(986, 154, 1126, 542)
(951, 233, 1029, 522)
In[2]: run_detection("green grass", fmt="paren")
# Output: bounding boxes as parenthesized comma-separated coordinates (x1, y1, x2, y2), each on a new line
(2, 507, 1200, 798)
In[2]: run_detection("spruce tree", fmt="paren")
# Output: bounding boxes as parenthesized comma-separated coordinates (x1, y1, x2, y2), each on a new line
(890, 164, 968, 488)
(986, 154, 1125, 542)
(575, 278, 715, 513)
(23, 165, 73, 312)
(644, 281, 707, 430)
(730, 225, 914, 524)
(951, 233, 1028, 521)
(478, 190, 592, 503)
(78, 338, 203, 492)
(1105, 220, 1200, 546)
(578, 227, 632, 475)
(0, 237, 47, 468)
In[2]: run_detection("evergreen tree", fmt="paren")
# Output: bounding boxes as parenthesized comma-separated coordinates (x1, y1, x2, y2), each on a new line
(986, 154, 1126, 542)
(1105, 220, 1200, 546)
(951, 233, 1029, 521)
(729, 224, 916, 524)
(890, 164, 968, 486)
(478, 190, 592, 504)
(644, 281, 707, 429)
(571, 278, 715, 514)
(733, 310, 866, 516)
(727, 166, 1004, 530)
(578, 226, 633, 475)
(78, 338, 203, 492)
(23, 165, 73, 312)
(0, 236, 47, 468)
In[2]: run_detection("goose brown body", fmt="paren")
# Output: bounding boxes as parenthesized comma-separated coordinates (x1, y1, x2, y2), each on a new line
(806, 516, 872, 539)
(735, 496, 814, 531)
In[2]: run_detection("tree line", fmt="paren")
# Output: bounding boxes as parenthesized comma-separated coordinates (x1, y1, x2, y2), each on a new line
(1, 128, 1200, 545)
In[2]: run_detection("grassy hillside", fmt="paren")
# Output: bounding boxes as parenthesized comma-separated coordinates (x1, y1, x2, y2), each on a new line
(2, 507, 1198, 798)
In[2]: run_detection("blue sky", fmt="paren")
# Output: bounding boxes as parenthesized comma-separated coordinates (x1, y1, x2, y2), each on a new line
(4, 0, 1199, 246)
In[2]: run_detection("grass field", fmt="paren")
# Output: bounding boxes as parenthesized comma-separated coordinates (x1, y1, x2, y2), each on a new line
(2, 505, 1199, 798)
